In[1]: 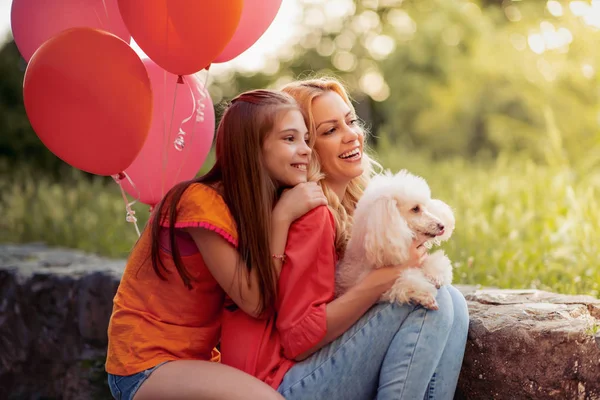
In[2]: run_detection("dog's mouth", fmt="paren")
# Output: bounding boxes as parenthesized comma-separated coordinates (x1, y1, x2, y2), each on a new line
(418, 229, 445, 238)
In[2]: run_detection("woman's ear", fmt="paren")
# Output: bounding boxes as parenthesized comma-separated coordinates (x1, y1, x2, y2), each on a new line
(363, 197, 414, 267)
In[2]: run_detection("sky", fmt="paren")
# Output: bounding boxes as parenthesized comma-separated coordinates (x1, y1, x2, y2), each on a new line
(0, 0, 9, 39)
(0, 0, 307, 74)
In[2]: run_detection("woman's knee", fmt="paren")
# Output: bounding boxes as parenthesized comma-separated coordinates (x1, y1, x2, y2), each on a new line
(446, 285, 470, 332)
(381, 286, 463, 336)
(426, 286, 455, 334)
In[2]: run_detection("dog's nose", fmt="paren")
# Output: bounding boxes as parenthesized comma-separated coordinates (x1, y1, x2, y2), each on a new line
(437, 223, 445, 231)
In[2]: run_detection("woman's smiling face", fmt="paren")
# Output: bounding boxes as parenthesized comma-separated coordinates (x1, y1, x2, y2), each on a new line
(311, 91, 365, 190)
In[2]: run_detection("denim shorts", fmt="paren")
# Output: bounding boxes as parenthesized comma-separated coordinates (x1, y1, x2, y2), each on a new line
(107, 362, 169, 400)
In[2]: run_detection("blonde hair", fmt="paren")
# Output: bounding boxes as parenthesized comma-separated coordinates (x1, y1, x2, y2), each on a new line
(281, 78, 381, 256)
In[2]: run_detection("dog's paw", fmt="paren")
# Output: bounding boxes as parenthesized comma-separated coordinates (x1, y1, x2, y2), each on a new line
(416, 294, 439, 310)
(383, 268, 439, 310)
(424, 274, 443, 289)
(407, 284, 439, 310)
(422, 250, 453, 288)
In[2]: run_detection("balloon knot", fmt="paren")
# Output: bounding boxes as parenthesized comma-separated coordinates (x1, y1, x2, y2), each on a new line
(177, 75, 184, 84)
(112, 172, 126, 182)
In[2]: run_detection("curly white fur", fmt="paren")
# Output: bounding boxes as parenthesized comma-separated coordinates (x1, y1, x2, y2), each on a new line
(336, 169, 455, 310)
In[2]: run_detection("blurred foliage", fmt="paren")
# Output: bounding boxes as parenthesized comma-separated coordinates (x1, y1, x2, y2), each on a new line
(3, 0, 600, 169)
(211, 0, 600, 165)
(0, 37, 71, 175)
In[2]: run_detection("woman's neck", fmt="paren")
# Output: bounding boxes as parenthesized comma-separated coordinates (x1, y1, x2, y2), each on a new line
(326, 180, 348, 201)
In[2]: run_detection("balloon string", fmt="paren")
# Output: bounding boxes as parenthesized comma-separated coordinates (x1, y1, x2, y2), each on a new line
(203, 66, 210, 89)
(161, 69, 168, 199)
(162, 80, 180, 199)
(174, 78, 198, 183)
(91, 0, 110, 28)
(173, 71, 210, 183)
(112, 172, 141, 237)
(178, 76, 196, 128)
(101, 0, 109, 23)
(160, 13, 170, 201)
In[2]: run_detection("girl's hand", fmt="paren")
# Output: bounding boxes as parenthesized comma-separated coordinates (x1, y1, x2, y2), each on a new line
(273, 182, 327, 225)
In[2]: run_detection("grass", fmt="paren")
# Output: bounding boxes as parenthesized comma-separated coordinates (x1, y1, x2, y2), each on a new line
(0, 167, 151, 258)
(586, 324, 600, 336)
(1, 145, 599, 297)
(377, 146, 600, 297)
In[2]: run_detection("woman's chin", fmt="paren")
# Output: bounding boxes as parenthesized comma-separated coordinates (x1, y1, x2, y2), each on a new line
(345, 166, 364, 181)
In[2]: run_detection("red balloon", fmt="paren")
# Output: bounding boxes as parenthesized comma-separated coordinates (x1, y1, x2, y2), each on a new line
(117, 0, 244, 76)
(11, 0, 131, 61)
(214, 0, 283, 63)
(23, 28, 153, 176)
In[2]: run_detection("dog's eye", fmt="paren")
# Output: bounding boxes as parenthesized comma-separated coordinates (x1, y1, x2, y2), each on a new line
(411, 206, 420, 213)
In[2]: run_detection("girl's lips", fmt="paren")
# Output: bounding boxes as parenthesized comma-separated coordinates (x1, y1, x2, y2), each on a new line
(291, 164, 307, 171)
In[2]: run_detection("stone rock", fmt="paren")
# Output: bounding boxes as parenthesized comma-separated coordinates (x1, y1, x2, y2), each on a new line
(0, 243, 123, 400)
(455, 288, 600, 400)
(1, 244, 600, 399)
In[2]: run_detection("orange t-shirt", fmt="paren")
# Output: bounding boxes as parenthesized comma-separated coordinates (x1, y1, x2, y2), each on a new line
(220, 206, 337, 389)
(106, 183, 236, 376)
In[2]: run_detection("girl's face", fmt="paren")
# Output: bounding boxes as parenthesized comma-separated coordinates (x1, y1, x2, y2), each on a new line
(311, 91, 364, 191)
(262, 109, 311, 188)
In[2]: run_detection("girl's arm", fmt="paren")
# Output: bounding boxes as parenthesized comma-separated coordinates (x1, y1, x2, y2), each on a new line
(188, 182, 326, 318)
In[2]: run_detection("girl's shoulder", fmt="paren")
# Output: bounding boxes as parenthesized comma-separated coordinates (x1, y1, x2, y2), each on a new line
(184, 182, 223, 200)
(163, 182, 237, 241)
(179, 182, 227, 211)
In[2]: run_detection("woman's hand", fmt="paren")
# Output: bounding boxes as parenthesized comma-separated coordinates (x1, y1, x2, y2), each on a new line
(407, 239, 429, 268)
(358, 241, 428, 297)
(273, 182, 328, 225)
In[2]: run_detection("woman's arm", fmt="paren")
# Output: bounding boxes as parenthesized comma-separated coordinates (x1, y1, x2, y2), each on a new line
(276, 208, 427, 360)
(188, 182, 326, 318)
(293, 265, 418, 360)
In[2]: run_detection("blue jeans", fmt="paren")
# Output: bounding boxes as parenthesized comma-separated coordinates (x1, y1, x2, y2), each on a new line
(107, 362, 169, 400)
(277, 285, 468, 400)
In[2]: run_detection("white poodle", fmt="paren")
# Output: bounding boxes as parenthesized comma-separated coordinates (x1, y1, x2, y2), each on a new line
(336, 170, 455, 310)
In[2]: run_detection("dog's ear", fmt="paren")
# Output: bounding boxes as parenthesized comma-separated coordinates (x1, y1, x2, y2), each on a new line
(428, 199, 455, 242)
(363, 197, 414, 267)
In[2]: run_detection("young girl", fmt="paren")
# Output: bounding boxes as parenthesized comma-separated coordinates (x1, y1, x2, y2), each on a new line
(221, 79, 469, 400)
(105, 89, 327, 400)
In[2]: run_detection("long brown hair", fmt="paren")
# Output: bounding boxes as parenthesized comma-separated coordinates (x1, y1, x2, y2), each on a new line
(281, 78, 381, 256)
(148, 89, 298, 314)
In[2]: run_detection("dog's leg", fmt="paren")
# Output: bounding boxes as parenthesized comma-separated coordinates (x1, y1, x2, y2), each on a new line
(381, 268, 439, 310)
(421, 250, 453, 288)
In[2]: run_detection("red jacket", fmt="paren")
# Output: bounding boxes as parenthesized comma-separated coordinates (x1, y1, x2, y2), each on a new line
(220, 206, 337, 389)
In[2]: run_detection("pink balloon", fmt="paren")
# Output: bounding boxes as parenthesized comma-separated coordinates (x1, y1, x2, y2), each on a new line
(121, 59, 215, 206)
(213, 0, 283, 63)
(11, 0, 131, 61)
